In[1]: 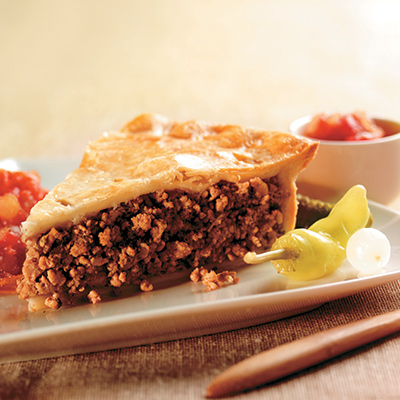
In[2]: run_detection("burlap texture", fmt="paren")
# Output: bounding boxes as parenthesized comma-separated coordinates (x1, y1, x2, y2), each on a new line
(2, 281, 400, 400)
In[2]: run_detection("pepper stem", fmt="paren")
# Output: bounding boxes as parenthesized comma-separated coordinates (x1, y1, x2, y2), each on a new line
(244, 248, 293, 264)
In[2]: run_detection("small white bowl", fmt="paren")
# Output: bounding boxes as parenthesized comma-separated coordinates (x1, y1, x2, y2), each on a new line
(290, 115, 400, 205)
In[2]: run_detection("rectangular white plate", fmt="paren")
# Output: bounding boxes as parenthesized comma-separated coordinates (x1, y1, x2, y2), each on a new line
(1, 159, 400, 364)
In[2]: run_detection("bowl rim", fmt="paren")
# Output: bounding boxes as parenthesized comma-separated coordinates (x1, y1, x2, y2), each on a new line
(289, 115, 400, 146)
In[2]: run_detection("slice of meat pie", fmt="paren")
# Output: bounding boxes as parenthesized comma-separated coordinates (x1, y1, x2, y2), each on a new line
(17, 114, 318, 309)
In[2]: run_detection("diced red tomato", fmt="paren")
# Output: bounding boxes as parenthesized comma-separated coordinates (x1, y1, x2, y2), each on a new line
(0, 274, 22, 293)
(303, 112, 385, 141)
(0, 169, 47, 280)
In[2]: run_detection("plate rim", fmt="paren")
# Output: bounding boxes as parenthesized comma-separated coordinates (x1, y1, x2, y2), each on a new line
(1, 158, 400, 362)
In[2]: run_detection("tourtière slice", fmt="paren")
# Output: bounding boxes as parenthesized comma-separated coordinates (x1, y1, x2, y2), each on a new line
(17, 113, 318, 309)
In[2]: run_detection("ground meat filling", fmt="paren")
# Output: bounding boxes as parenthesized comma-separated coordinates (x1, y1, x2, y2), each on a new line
(18, 177, 287, 307)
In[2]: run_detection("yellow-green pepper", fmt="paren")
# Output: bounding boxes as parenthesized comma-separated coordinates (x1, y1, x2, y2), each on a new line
(309, 185, 371, 248)
(244, 185, 371, 281)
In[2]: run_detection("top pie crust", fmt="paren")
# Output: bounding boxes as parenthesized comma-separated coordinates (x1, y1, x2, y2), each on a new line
(22, 114, 318, 240)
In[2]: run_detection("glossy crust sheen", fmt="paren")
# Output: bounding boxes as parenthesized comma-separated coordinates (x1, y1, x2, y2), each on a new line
(22, 114, 318, 239)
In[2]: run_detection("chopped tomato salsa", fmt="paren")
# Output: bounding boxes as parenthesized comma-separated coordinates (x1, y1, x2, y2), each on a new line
(303, 112, 385, 141)
(0, 169, 47, 281)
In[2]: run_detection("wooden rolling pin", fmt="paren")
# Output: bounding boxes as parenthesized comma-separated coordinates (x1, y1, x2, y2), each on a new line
(206, 309, 400, 398)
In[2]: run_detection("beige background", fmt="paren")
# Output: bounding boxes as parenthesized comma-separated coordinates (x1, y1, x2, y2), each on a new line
(2, 1, 400, 399)
(1, 0, 400, 159)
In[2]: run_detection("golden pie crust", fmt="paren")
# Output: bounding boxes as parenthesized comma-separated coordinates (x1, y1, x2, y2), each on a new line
(22, 113, 318, 240)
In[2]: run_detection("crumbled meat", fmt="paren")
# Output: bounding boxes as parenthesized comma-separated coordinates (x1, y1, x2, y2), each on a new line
(140, 280, 154, 292)
(38, 227, 64, 254)
(110, 271, 126, 287)
(189, 266, 208, 282)
(18, 177, 287, 306)
(131, 213, 152, 232)
(98, 227, 111, 246)
(172, 241, 192, 259)
(44, 294, 62, 309)
(47, 269, 66, 286)
(88, 290, 101, 304)
(190, 267, 240, 290)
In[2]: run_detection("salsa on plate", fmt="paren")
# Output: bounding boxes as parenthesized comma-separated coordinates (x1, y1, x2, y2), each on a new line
(0, 169, 47, 286)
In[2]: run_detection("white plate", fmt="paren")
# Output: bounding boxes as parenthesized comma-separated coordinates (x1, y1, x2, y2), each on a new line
(1, 159, 400, 364)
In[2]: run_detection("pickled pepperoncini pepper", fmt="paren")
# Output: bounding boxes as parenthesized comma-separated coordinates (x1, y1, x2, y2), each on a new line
(244, 185, 372, 281)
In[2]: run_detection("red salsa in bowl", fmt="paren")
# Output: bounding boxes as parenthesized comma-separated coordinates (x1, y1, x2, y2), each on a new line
(303, 112, 385, 141)
(0, 169, 47, 289)
(290, 112, 400, 205)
